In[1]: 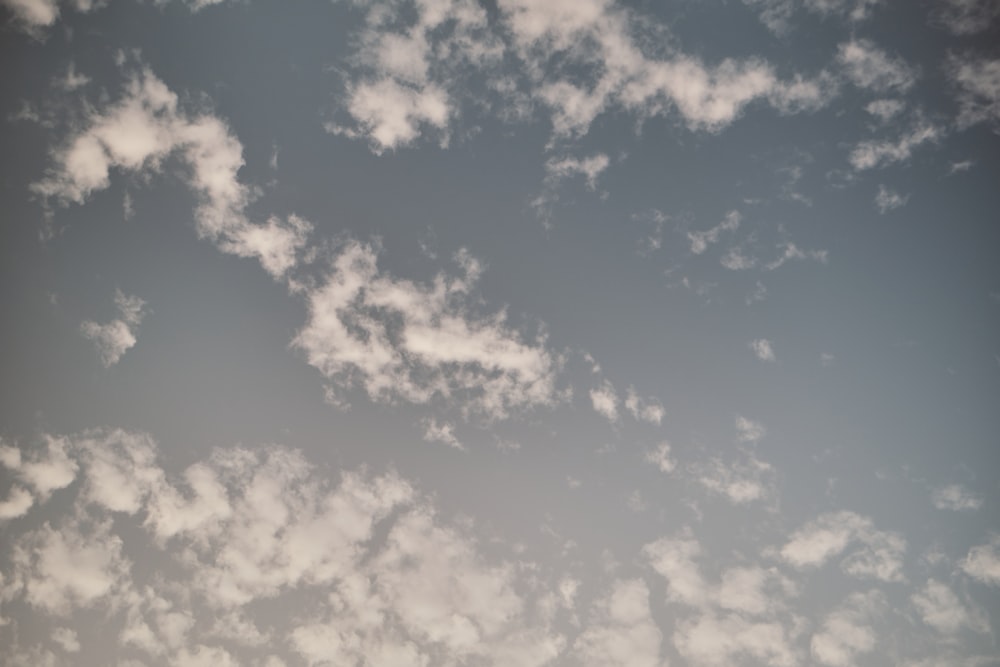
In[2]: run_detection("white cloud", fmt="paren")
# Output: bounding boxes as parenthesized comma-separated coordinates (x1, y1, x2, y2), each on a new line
(624, 387, 665, 425)
(0, 0, 59, 32)
(9, 515, 130, 615)
(80, 289, 147, 367)
(837, 39, 918, 93)
(781, 511, 907, 582)
(948, 55, 1000, 128)
(33, 68, 312, 278)
(693, 450, 776, 505)
(865, 98, 905, 122)
(962, 536, 1000, 585)
(935, 0, 1000, 34)
(645, 441, 676, 473)
(673, 612, 797, 667)
(931, 484, 983, 511)
(849, 121, 943, 170)
(749, 339, 776, 362)
(743, 0, 882, 34)
(589, 380, 620, 424)
(874, 185, 910, 213)
(764, 242, 828, 270)
(50, 627, 80, 653)
(688, 210, 741, 254)
(736, 415, 766, 443)
(810, 590, 884, 666)
(420, 417, 464, 450)
(330, 0, 500, 152)
(294, 241, 562, 422)
(544, 154, 610, 191)
(572, 578, 664, 667)
(645, 534, 710, 607)
(0, 428, 582, 664)
(911, 579, 990, 635)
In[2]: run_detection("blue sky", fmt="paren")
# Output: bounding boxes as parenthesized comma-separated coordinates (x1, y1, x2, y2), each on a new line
(1, 0, 999, 665)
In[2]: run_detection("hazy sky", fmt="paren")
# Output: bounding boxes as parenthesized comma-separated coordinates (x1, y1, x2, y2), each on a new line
(1, 0, 999, 665)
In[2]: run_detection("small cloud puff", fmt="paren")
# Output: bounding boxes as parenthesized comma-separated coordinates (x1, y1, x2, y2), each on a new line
(80, 290, 147, 367)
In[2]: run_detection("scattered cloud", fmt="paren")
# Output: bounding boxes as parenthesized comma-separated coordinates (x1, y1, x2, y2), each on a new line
(948, 55, 1000, 128)
(865, 98, 905, 122)
(743, 0, 883, 35)
(624, 387, 665, 425)
(736, 415, 767, 443)
(931, 484, 983, 511)
(934, 0, 1000, 34)
(875, 185, 910, 213)
(688, 211, 741, 255)
(80, 289, 146, 367)
(692, 449, 777, 505)
(849, 121, 943, 170)
(645, 441, 676, 473)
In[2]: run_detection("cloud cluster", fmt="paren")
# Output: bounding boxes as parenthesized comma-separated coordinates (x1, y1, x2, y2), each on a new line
(0, 429, 580, 665)
(294, 242, 562, 421)
(33, 68, 311, 278)
(780, 510, 907, 582)
(334, 0, 837, 150)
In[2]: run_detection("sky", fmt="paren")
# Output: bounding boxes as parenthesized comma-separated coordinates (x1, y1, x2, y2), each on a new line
(1, 0, 999, 665)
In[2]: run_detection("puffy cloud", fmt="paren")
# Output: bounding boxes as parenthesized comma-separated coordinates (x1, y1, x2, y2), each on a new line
(781, 511, 907, 582)
(874, 185, 909, 213)
(837, 39, 918, 93)
(8, 515, 130, 615)
(33, 68, 311, 278)
(0, 428, 577, 664)
(673, 612, 797, 667)
(589, 380, 620, 424)
(80, 289, 146, 367)
(931, 484, 983, 511)
(961, 536, 1000, 585)
(644, 534, 710, 607)
(0, 0, 60, 32)
(294, 241, 562, 422)
(572, 578, 664, 667)
(948, 55, 1000, 128)
(911, 579, 990, 635)
(810, 590, 884, 666)
(849, 121, 943, 170)
(749, 339, 776, 362)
